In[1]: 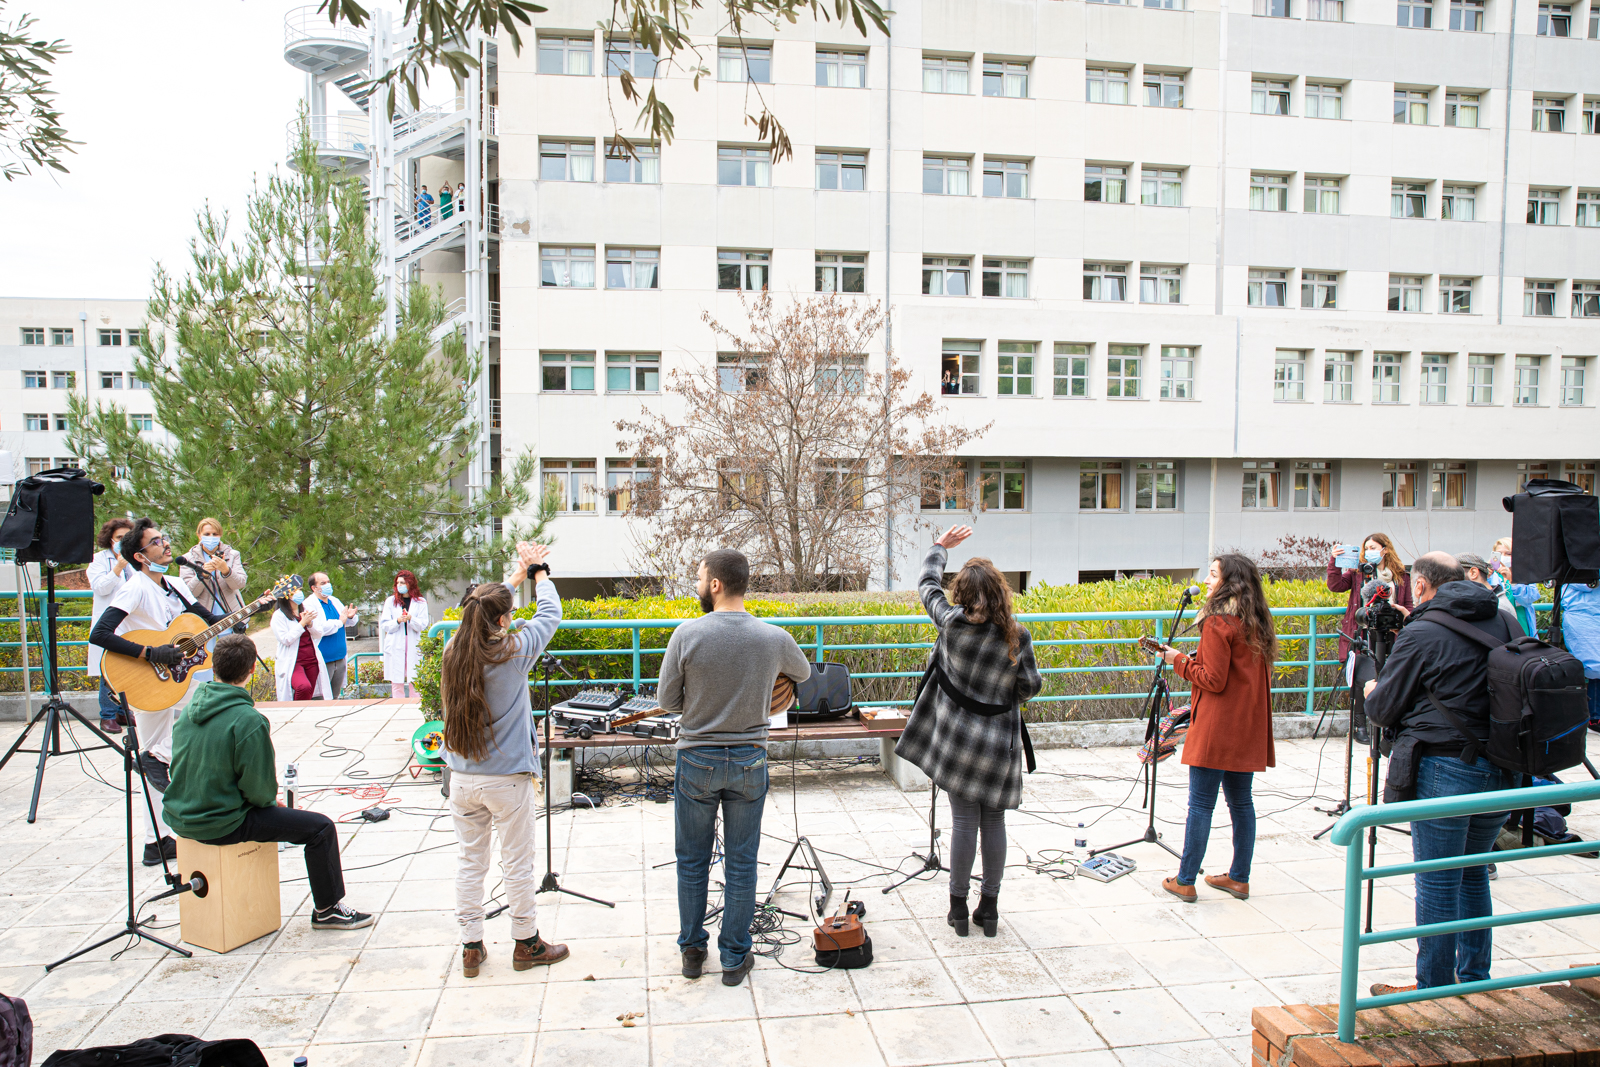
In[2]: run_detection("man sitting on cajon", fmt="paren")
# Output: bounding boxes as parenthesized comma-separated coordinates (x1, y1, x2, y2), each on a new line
(163, 634, 374, 930)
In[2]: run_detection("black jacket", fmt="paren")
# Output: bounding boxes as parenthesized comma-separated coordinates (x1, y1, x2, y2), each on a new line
(1364, 580, 1520, 751)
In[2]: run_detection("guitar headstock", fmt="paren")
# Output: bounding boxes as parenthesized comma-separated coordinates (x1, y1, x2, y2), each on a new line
(1137, 635, 1167, 656)
(270, 574, 303, 601)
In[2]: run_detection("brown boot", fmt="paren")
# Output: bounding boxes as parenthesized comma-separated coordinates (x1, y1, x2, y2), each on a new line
(513, 935, 570, 969)
(1204, 874, 1249, 900)
(1161, 876, 1197, 902)
(462, 942, 487, 978)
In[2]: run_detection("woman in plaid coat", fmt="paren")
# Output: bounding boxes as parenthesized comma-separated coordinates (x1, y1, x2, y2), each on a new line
(895, 525, 1042, 938)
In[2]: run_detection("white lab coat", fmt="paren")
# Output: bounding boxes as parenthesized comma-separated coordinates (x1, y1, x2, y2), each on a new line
(271, 605, 338, 701)
(379, 595, 430, 683)
(85, 547, 131, 677)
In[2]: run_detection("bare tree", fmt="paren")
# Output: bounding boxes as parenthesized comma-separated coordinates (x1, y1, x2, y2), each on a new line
(613, 293, 989, 592)
(1254, 533, 1340, 582)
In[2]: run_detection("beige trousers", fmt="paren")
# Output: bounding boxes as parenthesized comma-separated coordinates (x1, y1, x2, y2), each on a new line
(449, 770, 539, 942)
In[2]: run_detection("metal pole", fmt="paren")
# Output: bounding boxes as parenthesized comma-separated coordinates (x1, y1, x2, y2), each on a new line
(1338, 840, 1363, 1042)
(17, 562, 31, 718)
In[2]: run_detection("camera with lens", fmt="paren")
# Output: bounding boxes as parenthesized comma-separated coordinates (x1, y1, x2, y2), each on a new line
(1355, 590, 1406, 634)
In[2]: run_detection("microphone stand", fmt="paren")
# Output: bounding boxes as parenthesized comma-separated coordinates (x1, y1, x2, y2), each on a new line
(535, 653, 614, 908)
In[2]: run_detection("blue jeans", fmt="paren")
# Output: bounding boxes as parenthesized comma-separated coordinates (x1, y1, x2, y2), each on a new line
(98, 677, 121, 721)
(1587, 679, 1600, 726)
(675, 745, 768, 970)
(1412, 755, 1511, 989)
(1176, 766, 1256, 885)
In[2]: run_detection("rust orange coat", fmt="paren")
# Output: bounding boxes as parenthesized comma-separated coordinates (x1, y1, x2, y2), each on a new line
(1172, 614, 1276, 773)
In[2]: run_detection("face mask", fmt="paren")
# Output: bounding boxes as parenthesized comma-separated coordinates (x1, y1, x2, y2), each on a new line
(1364, 549, 1383, 564)
(111, 540, 121, 554)
(147, 561, 169, 574)
(1500, 553, 1512, 565)
(200, 535, 221, 551)
(396, 582, 408, 596)
(318, 584, 332, 599)
(291, 591, 305, 605)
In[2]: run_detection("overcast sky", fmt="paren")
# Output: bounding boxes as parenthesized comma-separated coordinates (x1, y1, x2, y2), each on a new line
(1, 1, 355, 300)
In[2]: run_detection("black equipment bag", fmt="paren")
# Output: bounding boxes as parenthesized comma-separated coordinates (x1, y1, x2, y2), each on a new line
(42, 1035, 267, 1067)
(0, 994, 30, 1067)
(0, 467, 103, 565)
(1420, 614, 1589, 777)
(1502, 479, 1600, 586)
(814, 930, 873, 969)
(792, 661, 853, 721)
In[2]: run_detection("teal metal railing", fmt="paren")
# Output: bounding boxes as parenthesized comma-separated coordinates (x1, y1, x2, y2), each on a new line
(1328, 777, 1600, 1042)
(0, 590, 93, 691)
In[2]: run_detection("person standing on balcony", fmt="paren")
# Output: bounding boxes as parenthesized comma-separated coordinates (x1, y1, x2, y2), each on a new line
(416, 185, 434, 229)
(895, 525, 1043, 939)
(180, 517, 248, 631)
(438, 182, 453, 220)
(87, 517, 135, 734)
(1157, 553, 1276, 904)
(380, 570, 429, 699)
(456, 181, 466, 219)
(1328, 533, 1412, 744)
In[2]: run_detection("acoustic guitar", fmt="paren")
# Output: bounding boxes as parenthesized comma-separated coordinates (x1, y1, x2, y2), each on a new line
(103, 573, 301, 711)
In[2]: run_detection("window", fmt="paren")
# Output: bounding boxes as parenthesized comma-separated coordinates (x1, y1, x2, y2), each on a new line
(1538, 2, 1571, 34)
(1302, 271, 1339, 308)
(1533, 97, 1566, 132)
(1517, 462, 1549, 490)
(541, 246, 596, 288)
(1442, 184, 1477, 220)
(1054, 344, 1090, 397)
(1295, 462, 1333, 508)
(1445, 92, 1480, 127)
(1431, 462, 1467, 508)
(816, 48, 866, 88)
(1392, 182, 1428, 218)
(923, 55, 970, 94)
(1160, 347, 1194, 398)
(1373, 352, 1403, 402)
(541, 352, 596, 391)
(921, 462, 969, 511)
(1524, 280, 1557, 316)
(130, 374, 149, 390)
(1324, 352, 1355, 402)
(816, 252, 865, 293)
(605, 247, 658, 290)
(24, 458, 48, 476)
(1084, 262, 1129, 301)
(605, 459, 655, 512)
(983, 158, 1029, 199)
(1515, 355, 1542, 404)
(1252, 78, 1290, 115)
(1142, 264, 1182, 304)
(997, 343, 1036, 395)
(1308, 0, 1344, 18)
(1107, 346, 1142, 397)
(1578, 191, 1600, 227)
(1441, 277, 1474, 314)
(983, 59, 1030, 98)
(22, 370, 44, 389)
(1274, 350, 1307, 401)
(1564, 461, 1597, 492)
(923, 156, 970, 195)
(97, 329, 121, 346)
(1395, 89, 1432, 125)
(1085, 164, 1128, 203)
(1141, 168, 1182, 206)
(52, 414, 67, 431)
(1248, 269, 1288, 307)
(24, 414, 46, 432)
(1420, 353, 1450, 403)
(1254, 0, 1290, 16)
(100, 371, 123, 389)
(1306, 82, 1343, 118)
(820, 355, 866, 394)
(1304, 176, 1341, 213)
(1086, 67, 1131, 105)
(923, 256, 971, 296)
(1242, 461, 1282, 509)
(1079, 461, 1124, 510)
(126, 328, 145, 347)
(605, 141, 659, 183)
(20, 327, 42, 345)
(606, 352, 660, 393)
(539, 140, 595, 182)
(1249, 172, 1289, 211)
(605, 37, 659, 78)
(718, 249, 770, 291)
(1588, 98, 1599, 134)
(1136, 461, 1178, 510)
(1468, 354, 1496, 403)
(941, 340, 981, 396)
(979, 460, 1027, 511)
(537, 35, 593, 76)
(718, 146, 771, 187)
(1144, 70, 1184, 108)
(1389, 275, 1424, 312)
(1574, 281, 1600, 317)
(1527, 188, 1561, 225)
(130, 414, 153, 432)
(718, 43, 771, 83)
(50, 370, 74, 389)
(544, 459, 597, 512)
(1561, 356, 1588, 405)
(1383, 461, 1419, 509)
(818, 459, 866, 510)
(50, 328, 71, 346)
(1398, 0, 1434, 23)
(1450, 0, 1484, 28)
(717, 352, 767, 392)
(816, 150, 866, 190)
(982, 259, 1030, 298)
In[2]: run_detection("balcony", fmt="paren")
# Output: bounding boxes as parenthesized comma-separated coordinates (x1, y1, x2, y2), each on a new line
(491, 397, 501, 431)
(490, 300, 501, 333)
(283, 7, 368, 75)
(486, 203, 500, 235)
(288, 114, 369, 172)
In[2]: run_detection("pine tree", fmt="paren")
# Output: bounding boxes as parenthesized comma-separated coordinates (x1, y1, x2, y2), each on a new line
(69, 124, 542, 601)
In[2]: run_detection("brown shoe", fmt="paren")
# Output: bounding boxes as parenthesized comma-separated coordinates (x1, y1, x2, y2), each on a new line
(1161, 876, 1197, 902)
(1370, 982, 1417, 996)
(462, 943, 486, 978)
(513, 935, 570, 969)
(1205, 874, 1249, 900)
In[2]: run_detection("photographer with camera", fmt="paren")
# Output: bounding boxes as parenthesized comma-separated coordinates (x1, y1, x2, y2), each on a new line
(1328, 534, 1412, 743)
(1361, 552, 1521, 996)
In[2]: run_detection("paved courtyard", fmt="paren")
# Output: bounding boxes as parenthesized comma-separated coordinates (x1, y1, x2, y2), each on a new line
(3, 700, 1598, 1067)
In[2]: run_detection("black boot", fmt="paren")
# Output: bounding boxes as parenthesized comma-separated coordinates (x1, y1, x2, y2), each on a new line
(1353, 707, 1370, 746)
(947, 894, 969, 937)
(972, 892, 999, 938)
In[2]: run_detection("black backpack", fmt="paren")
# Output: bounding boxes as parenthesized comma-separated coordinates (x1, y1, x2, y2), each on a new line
(1421, 614, 1590, 777)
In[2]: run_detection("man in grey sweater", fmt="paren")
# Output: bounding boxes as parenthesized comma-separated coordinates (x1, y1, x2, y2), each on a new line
(659, 548, 811, 987)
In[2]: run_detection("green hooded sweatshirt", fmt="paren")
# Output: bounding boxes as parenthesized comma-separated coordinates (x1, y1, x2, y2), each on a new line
(163, 680, 278, 841)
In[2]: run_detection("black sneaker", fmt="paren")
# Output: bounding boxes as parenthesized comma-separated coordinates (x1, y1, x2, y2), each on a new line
(311, 902, 375, 930)
(141, 836, 176, 867)
(721, 952, 755, 987)
(682, 946, 707, 979)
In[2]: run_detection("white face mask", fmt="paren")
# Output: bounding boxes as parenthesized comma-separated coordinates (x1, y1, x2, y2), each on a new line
(1500, 553, 1512, 565)
(396, 583, 408, 596)
(318, 584, 332, 599)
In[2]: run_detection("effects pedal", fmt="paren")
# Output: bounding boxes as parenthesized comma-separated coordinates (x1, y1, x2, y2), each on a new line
(1078, 853, 1137, 883)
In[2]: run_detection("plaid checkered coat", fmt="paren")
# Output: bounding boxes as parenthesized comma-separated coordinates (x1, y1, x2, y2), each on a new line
(894, 545, 1043, 809)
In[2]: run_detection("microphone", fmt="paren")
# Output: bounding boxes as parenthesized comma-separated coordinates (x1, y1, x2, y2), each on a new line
(173, 555, 200, 571)
(147, 872, 207, 902)
(1181, 585, 1202, 600)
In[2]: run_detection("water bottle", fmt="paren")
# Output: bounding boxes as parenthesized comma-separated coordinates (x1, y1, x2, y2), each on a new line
(284, 762, 298, 809)
(1074, 822, 1088, 850)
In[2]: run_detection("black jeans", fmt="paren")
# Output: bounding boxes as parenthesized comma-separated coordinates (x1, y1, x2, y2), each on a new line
(203, 806, 345, 911)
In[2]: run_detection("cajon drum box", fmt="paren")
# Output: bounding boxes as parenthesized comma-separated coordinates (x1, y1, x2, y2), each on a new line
(176, 837, 281, 953)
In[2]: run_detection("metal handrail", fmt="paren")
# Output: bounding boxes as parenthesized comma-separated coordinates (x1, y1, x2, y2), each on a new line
(284, 6, 367, 48)
(290, 114, 369, 157)
(1328, 778, 1600, 1042)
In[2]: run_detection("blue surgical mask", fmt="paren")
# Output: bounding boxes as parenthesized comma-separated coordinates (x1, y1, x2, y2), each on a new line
(147, 561, 169, 574)
(200, 535, 221, 551)
(318, 584, 332, 599)
(291, 591, 305, 605)
(111, 540, 121, 555)
(1364, 549, 1383, 564)
(396, 583, 408, 596)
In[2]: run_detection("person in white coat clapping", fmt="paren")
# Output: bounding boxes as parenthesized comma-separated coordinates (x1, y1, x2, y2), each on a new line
(87, 517, 135, 733)
(380, 568, 429, 698)
(272, 587, 339, 701)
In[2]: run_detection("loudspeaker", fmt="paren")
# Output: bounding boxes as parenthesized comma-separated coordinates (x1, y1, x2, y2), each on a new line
(0, 467, 104, 565)
(1502, 478, 1600, 586)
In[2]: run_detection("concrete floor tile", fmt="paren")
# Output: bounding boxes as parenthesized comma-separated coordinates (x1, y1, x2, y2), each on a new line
(1036, 945, 1158, 993)
(866, 1004, 996, 1066)
(851, 957, 964, 1011)
(544, 898, 645, 940)
(1210, 932, 1337, 979)
(1071, 987, 1208, 1046)
(239, 950, 357, 996)
(943, 951, 1062, 1002)
(416, 1034, 534, 1067)
(1111, 1038, 1237, 1067)
(750, 963, 863, 1018)
(653, 1018, 765, 1063)
(530, 1024, 648, 1067)
(429, 985, 543, 1037)
(1011, 909, 1118, 951)
(343, 945, 456, 992)
(539, 975, 647, 1031)
(762, 1012, 887, 1067)
(204, 994, 334, 1046)
(1167, 978, 1278, 1037)
(647, 967, 758, 1024)
(317, 989, 440, 1041)
(83, 998, 226, 1047)
(970, 995, 1103, 1058)
(1124, 936, 1250, 987)
(863, 918, 939, 962)
(1005, 1053, 1121, 1067)
(540, 935, 650, 981)
(1083, 904, 1197, 943)
(302, 1040, 421, 1067)
(18, 957, 157, 1008)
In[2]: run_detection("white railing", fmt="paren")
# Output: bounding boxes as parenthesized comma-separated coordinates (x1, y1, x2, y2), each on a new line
(391, 204, 465, 249)
(486, 203, 500, 234)
(488, 104, 498, 136)
(491, 397, 502, 430)
(289, 114, 370, 159)
(489, 300, 501, 333)
(284, 7, 367, 49)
